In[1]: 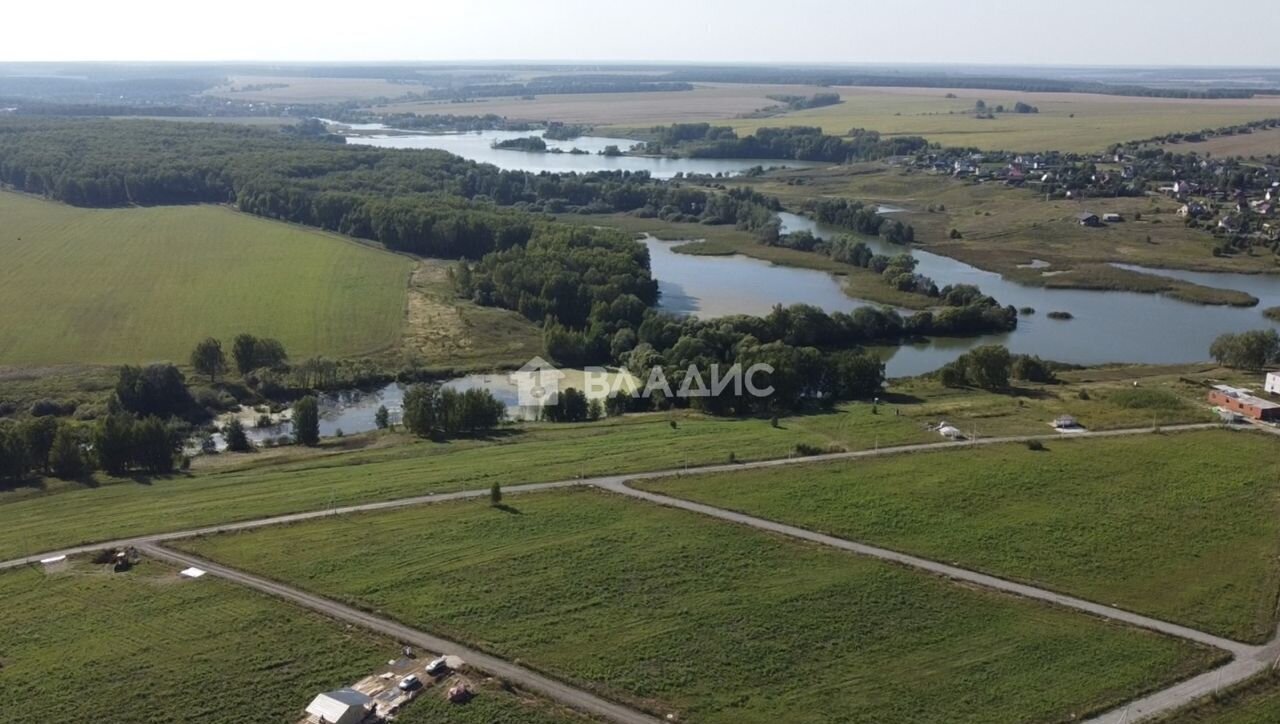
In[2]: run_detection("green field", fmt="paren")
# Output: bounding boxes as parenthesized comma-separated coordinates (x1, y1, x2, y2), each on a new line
(0, 191, 411, 366)
(0, 558, 584, 723)
(719, 87, 1280, 153)
(0, 559, 388, 723)
(640, 429, 1280, 643)
(176, 488, 1220, 724)
(0, 365, 1222, 561)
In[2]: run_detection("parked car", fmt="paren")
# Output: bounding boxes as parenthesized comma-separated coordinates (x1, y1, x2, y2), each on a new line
(398, 674, 421, 691)
(425, 656, 450, 676)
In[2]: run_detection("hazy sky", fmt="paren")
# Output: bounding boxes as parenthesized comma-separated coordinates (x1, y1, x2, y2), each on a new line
(8, 0, 1280, 66)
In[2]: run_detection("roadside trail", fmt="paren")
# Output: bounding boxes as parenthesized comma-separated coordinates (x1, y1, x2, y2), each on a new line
(138, 543, 665, 724)
(0, 422, 1219, 571)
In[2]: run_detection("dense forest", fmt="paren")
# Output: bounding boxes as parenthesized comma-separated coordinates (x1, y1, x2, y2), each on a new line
(0, 118, 799, 258)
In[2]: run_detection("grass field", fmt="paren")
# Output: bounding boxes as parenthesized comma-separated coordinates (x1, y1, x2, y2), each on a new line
(0, 365, 1223, 560)
(640, 429, 1280, 643)
(177, 487, 1221, 724)
(405, 259, 544, 369)
(0, 558, 388, 723)
(0, 192, 411, 367)
(0, 558, 584, 723)
(1160, 127, 1280, 159)
(374, 83, 820, 125)
(720, 86, 1280, 153)
(1159, 673, 1280, 723)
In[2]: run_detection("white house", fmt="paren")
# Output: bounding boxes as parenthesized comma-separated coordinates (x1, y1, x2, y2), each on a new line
(1266, 372, 1280, 396)
(305, 689, 372, 724)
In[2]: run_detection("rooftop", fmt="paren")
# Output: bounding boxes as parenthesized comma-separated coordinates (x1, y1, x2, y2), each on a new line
(1211, 385, 1280, 410)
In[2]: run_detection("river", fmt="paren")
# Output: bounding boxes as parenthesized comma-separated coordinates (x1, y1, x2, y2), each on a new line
(339, 121, 1280, 376)
(644, 213, 1280, 377)
(335, 126, 821, 179)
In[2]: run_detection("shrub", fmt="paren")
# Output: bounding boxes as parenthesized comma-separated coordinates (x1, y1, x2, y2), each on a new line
(29, 398, 74, 417)
(1025, 439, 1046, 452)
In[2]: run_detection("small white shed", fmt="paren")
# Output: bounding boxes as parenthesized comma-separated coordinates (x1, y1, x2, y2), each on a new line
(1265, 372, 1280, 396)
(305, 689, 372, 724)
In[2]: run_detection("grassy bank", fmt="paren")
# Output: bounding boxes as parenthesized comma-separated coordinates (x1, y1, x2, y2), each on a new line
(0, 367, 1222, 560)
(0, 191, 411, 367)
(640, 429, 1280, 642)
(177, 488, 1222, 724)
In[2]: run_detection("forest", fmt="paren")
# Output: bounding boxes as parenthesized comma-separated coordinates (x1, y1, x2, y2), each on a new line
(639, 124, 932, 162)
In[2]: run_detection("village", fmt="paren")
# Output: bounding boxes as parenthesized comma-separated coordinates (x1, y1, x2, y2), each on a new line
(902, 116, 1280, 248)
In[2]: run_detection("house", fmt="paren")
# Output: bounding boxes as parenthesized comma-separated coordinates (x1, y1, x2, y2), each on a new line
(1077, 212, 1101, 227)
(1207, 385, 1280, 422)
(1103, 213, 1123, 223)
(1266, 372, 1280, 396)
(1178, 202, 1206, 218)
(1219, 216, 1240, 231)
(305, 689, 373, 724)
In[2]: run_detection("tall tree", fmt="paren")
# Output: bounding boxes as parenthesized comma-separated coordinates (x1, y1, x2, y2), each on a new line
(293, 396, 320, 447)
(48, 423, 88, 480)
(190, 338, 227, 384)
(224, 418, 252, 453)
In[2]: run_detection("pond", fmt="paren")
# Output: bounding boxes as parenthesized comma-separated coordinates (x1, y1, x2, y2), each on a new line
(200, 369, 638, 450)
(644, 213, 1280, 377)
(336, 126, 822, 179)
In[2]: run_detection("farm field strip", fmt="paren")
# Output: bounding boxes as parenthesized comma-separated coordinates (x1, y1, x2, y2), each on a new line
(0, 422, 1219, 570)
(171, 487, 1224, 724)
(635, 429, 1280, 643)
(603, 477, 1258, 655)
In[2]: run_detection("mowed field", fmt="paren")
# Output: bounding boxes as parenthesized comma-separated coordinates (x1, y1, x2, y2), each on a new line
(375, 83, 821, 125)
(641, 429, 1280, 643)
(177, 488, 1221, 724)
(0, 559, 584, 724)
(512, 84, 1280, 153)
(727, 86, 1280, 153)
(1160, 126, 1280, 159)
(0, 192, 411, 366)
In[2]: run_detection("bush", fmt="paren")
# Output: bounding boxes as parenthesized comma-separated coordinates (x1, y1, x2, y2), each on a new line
(1025, 439, 1046, 452)
(29, 398, 74, 417)
(1107, 388, 1186, 410)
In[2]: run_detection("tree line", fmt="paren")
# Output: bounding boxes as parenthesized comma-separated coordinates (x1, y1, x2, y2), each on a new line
(638, 124, 931, 163)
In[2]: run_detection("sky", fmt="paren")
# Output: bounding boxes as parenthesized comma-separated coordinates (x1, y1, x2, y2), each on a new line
(6, 0, 1279, 67)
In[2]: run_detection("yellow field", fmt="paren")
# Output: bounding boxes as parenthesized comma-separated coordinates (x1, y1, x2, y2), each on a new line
(206, 75, 419, 103)
(375, 83, 820, 125)
(0, 192, 411, 367)
(1161, 126, 1280, 158)
(722, 86, 1280, 153)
